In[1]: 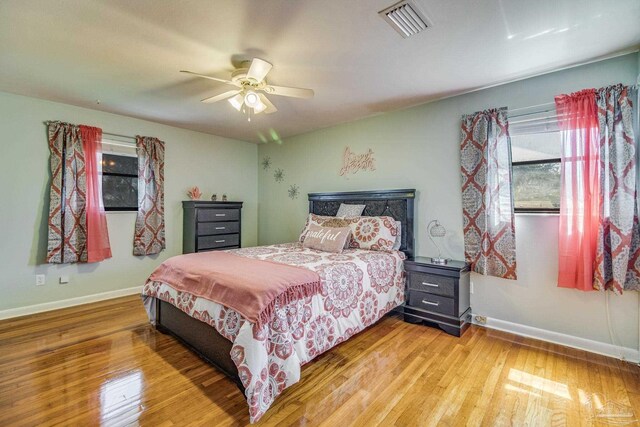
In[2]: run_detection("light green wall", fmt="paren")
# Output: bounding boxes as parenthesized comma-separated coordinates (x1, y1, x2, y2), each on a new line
(0, 91, 258, 311)
(258, 53, 640, 351)
(2, 53, 638, 351)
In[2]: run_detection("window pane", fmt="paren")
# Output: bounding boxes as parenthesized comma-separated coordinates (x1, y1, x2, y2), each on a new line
(103, 175, 138, 210)
(102, 153, 138, 175)
(511, 132, 561, 162)
(513, 162, 561, 210)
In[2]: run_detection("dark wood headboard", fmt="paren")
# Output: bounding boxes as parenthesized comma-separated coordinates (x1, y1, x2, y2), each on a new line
(308, 189, 416, 259)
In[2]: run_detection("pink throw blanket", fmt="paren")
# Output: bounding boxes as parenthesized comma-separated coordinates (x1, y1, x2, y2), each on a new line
(148, 251, 321, 326)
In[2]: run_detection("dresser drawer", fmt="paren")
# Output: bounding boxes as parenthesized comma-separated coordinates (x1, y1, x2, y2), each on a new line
(407, 272, 456, 297)
(197, 221, 239, 236)
(197, 209, 240, 222)
(199, 245, 239, 252)
(408, 290, 456, 316)
(197, 234, 240, 251)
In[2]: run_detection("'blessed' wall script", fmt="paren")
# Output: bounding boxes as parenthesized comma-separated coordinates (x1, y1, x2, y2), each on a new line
(339, 147, 376, 176)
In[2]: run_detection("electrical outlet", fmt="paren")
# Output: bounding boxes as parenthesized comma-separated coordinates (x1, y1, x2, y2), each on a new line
(474, 315, 487, 325)
(59, 276, 69, 285)
(470, 281, 474, 294)
(35, 274, 46, 286)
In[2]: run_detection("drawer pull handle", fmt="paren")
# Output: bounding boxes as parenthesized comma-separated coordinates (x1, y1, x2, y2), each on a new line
(215, 214, 226, 217)
(215, 227, 225, 230)
(215, 240, 225, 243)
(422, 300, 439, 306)
(422, 282, 439, 288)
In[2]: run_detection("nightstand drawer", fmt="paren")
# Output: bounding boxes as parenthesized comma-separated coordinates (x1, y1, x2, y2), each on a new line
(408, 291, 456, 316)
(197, 209, 240, 222)
(407, 272, 456, 297)
(197, 234, 239, 250)
(197, 221, 239, 236)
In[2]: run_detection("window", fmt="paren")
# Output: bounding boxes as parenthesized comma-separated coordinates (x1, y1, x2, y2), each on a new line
(510, 111, 561, 213)
(101, 142, 138, 211)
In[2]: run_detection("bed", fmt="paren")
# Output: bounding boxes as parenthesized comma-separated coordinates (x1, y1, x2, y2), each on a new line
(142, 189, 415, 422)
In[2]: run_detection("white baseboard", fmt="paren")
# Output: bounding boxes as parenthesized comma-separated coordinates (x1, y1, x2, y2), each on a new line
(473, 315, 640, 364)
(0, 286, 142, 320)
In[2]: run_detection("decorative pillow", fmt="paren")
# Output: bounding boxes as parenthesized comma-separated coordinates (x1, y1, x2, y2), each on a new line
(299, 214, 335, 243)
(348, 216, 398, 252)
(321, 218, 352, 228)
(336, 203, 366, 218)
(392, 221, 402, 251)
(302, 224, 351, 253)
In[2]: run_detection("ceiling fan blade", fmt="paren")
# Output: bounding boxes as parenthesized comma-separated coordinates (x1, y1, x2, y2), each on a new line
(258, 93, 278, 114)
(264, 85, 314, 99)
(201, 88, 241, 103)
(180, 70, 240, 87)
(246, 58, 272, 83)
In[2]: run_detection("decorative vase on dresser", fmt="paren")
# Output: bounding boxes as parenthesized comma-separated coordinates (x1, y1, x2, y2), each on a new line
(183, 201, 243, 253)
(403, 257, 471, 337)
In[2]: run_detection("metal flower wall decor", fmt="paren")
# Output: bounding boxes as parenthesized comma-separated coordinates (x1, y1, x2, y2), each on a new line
(274, 168, 285, 183)
(262, 158, 299, 200)
(288, 184, 300, 199)
(261, 156, 271, 170)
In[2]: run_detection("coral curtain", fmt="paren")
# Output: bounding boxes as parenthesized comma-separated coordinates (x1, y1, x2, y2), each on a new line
(460, 107, 517, 279)
(593, 85, 640, 293)
(133, 136, 165, 256)
(555, 89, 600, 291)
(80, 125, 112, 262)
(46, 122, 88, 263)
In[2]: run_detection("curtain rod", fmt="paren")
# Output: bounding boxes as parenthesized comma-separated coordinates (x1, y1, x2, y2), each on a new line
(509, 108, 556, 120)
(104, 132, 136, 142)
(509, 101, 555, 113)
(509, 84, 639, 119)
(43, 121, 136, 143)
(508, 101, 556, 119)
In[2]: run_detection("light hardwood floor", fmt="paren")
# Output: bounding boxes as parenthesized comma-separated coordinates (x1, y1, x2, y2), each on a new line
(0, 295, 638, 426)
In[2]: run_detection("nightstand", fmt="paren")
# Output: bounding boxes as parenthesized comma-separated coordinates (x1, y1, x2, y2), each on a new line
(403, 257, 471, 337)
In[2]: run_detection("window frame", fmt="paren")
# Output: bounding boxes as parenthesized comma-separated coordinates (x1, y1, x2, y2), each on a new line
(102, 152, 139, 212)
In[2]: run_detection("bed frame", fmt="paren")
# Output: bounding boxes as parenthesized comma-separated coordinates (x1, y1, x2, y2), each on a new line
(155, 189, 416, 392)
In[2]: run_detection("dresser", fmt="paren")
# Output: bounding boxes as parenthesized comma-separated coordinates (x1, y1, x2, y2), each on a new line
(183, 201, 243, 253)
(403, 257, 471, 337)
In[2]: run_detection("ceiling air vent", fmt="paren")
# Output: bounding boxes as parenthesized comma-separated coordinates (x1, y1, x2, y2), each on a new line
(379, 0, 431, 38)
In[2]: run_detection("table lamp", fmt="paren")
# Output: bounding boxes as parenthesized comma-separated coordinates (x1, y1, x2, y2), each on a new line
(427, 219, 447, 265)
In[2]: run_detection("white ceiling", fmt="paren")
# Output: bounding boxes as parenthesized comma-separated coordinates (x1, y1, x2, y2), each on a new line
(1, 0, 639, 143)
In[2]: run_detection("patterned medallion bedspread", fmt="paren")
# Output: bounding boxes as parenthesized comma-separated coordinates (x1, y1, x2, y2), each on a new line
(141, 242, 406, 423)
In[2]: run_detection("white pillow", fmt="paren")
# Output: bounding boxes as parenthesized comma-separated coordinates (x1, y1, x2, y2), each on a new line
(336, 203, 365, 218)
(393, 221, 402, 250)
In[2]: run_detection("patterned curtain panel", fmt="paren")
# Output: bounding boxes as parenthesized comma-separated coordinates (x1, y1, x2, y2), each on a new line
(460, 107, 517, 279)
(593, 84, 640, 293)
(133, 136, 165, 256)
(46, 122, 88, 263)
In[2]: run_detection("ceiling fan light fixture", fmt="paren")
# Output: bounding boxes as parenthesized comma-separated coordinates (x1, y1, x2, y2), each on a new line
(228, 93, 244, 111)
(253, 101, 267, 114)
(244, 90, 260, 108)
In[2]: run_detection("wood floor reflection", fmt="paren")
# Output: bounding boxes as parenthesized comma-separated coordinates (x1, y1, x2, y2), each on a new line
(1, 295, 638, 426)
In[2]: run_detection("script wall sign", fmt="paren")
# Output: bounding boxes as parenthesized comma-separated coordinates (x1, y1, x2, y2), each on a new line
(339, 147, 376, 176)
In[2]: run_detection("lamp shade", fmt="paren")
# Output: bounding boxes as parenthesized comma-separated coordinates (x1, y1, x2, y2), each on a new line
(244, 91, 260, 107)
(429, 222, 446, 238)
(228, 93, 244, 111)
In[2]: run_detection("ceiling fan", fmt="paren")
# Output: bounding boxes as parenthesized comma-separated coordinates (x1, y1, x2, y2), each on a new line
(181, 58, 314, 120)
